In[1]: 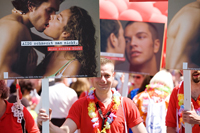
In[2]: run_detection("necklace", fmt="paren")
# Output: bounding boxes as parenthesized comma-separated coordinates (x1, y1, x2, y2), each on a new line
(87, 87, 121, 133)
(146, 83, 171, 94)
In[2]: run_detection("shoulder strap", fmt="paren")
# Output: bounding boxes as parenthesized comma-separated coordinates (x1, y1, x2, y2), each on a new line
(121, 97, 128, 133)
(59, 58, 77, 75)
(53, 58, 76, 76)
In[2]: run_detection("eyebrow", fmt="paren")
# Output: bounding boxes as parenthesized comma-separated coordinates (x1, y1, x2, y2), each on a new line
(59, 13, 63, 18)
(125, 32, 148, 38)
(49, 7, 58, 12)
(58, 13, 63, 21)
(136, 32, 148, 35)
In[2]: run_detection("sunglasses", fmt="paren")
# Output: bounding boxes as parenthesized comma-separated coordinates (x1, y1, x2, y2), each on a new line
(132, 75, 141, 79)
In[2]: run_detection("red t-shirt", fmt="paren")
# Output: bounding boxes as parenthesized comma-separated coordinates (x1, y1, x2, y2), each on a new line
(79, 91, 88, 99)
(0, 100, 39, 133)
(166, 82, 200, 133)
(67, 96, 143, 133)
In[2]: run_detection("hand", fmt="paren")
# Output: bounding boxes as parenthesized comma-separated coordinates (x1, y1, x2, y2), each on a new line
(182, 102, 200, 125)
(37, 108, 52, 126)
(120, 73, 125, 83)
(12, 8, 23, 15)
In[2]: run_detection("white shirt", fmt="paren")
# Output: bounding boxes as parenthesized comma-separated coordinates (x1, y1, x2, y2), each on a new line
(35, 82, 78, 118)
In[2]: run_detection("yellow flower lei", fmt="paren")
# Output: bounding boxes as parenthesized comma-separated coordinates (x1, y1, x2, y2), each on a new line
(87, 87, 121, 133)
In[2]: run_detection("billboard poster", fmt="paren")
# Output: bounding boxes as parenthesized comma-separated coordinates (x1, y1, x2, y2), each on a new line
(100, 0, 166, 75)
(114, 21, 165, 75)
(166, 0, 200, 70)
(0, 0, 100, 79)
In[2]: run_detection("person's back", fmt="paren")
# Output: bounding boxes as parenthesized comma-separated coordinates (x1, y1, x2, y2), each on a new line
(166, 1, 200, 69)
(133, 70, 173, 132)
(0, 13, 32, 78)
(49, 82, 78, 118)
(49, 81, 78, 126)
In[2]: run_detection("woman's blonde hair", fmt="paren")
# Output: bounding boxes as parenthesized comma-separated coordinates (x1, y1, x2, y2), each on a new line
(150, 70, 174, 91)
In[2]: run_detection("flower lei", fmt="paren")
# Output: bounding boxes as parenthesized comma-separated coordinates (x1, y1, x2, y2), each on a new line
(87, 87, 121, 133)
(146, 83, 171, 94)
(177, 83, 200, 130)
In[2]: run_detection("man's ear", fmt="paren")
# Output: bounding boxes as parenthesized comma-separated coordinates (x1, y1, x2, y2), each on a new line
(109, 33, 118, 48)
(28, 4, 36, 12)
(113, 71, 116, 77)
(153, 39, 160, 53)
(61, 31, 70, 40)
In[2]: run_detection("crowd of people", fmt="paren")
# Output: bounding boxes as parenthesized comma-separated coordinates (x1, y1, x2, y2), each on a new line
(0, 0, 200, 133)
(0, 57, 200, 133)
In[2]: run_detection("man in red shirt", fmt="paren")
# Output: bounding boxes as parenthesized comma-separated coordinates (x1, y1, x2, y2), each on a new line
(0, 80, 39, 133)
(38, 57, 147, 133)
(166, 70, 200, 133)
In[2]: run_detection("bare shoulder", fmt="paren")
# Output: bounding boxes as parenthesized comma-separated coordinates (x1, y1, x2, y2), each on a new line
(0, 14, 29, 35)
(0, 14, 31, 55)
(169, 3, 200, 32)
(62, 59, 81, 76)
(67, 59, 81, 70)
(170, 1, 200, 23)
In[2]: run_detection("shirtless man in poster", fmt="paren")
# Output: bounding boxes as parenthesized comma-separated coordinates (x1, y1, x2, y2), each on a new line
(166, 0, 200, 69)
(0, 0, 63, 78)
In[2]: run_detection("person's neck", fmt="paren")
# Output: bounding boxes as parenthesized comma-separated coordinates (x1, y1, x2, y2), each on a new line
(12, 9, 33, 29)
(191, 81, 200, 100)
(95, 89, 113, 108)
(0, 99, 6, 118)
(20, 13, 33, 29)
(130, 57, 157, 75)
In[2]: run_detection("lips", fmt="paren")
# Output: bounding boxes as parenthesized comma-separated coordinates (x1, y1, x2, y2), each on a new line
(193, 72, 200, 77)
(99, 84, 106, 87)
(130, 51, 141, 57)
(192, 71, 200, 78)
(98, 83, 107, 88)
(45, 23, 49, 28)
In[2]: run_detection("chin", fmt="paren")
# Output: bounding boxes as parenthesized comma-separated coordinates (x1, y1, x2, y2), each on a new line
(37, 27, 45, 32)
(44, 30, 48, 35)
(130, 61, 142, 66)
(44, 31, 51, 38)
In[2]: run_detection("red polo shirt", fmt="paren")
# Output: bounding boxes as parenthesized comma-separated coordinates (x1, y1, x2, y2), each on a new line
(166, 82, 200, 133)
(0, 100, 39, 133)
(67, 96, 143, 133)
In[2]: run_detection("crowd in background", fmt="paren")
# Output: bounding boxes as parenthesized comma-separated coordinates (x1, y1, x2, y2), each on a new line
(0, 68, 184, 132)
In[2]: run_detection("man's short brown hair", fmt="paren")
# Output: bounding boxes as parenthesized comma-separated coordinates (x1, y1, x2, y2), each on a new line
(100, 57, 114, 72)
(12, 0, 64, 13)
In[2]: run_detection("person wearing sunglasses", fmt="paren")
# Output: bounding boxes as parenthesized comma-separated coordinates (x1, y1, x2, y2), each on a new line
(128, 74, 145, 99)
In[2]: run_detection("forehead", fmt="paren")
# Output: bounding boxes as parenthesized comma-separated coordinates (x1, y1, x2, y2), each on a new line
(61, 9, 71, 15)
(125, 22, 151, 35)
(118, 21, 122, 29)
(118, 21, 124, 32)
(61, 9, 71, 18)
(100, 63, 114, 74)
